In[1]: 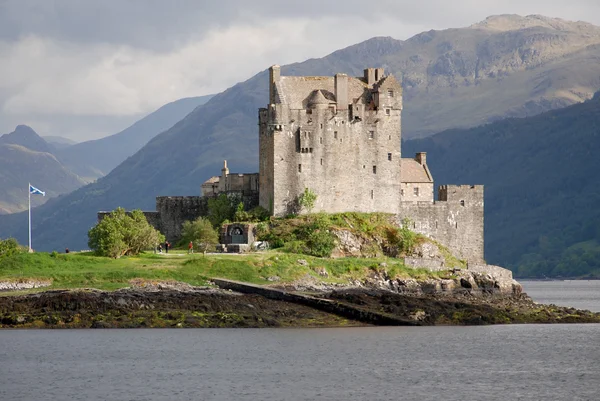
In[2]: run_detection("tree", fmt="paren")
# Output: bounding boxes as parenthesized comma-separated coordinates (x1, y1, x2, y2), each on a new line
(180, 217, 219, 254)
(207, 194, 239, 227)
(88, 208, 164, 258)
(298, 187, 317, 213)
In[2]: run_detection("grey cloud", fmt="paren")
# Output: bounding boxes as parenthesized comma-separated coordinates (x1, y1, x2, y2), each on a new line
(2, 0, 600, 141)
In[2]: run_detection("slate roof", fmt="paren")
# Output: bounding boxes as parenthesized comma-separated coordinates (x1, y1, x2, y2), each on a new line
(400, 159, 433, 183)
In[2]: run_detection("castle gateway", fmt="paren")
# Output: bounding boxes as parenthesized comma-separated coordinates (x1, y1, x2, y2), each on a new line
(102, 66, 484, 263)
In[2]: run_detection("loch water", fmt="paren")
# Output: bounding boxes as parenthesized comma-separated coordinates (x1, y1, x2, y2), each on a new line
(1, 281, 599, 401)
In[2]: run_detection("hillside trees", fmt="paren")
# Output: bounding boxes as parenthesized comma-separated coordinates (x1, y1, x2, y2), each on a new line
(88, 208, 164, 258)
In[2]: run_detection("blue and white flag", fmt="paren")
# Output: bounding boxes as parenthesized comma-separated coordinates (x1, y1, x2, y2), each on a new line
(29, 184, 45, 196)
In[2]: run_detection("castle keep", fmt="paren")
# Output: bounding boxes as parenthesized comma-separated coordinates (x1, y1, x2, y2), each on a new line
(101, 66, 484, 262)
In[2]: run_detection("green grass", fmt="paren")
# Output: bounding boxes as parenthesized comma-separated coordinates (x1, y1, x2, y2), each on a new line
(0, 250, 451, 294)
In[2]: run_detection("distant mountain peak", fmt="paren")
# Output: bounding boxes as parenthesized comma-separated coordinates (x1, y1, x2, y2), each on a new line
(14, 124, 37, 133)
(470, 14, 600, 34)
(0, 124, 53, 155)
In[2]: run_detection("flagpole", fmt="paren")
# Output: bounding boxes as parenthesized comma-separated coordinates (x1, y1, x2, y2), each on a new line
(28, 183, 32, 252)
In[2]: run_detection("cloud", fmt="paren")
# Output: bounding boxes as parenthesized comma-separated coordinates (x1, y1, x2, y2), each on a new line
(1, 0, 600, 140)
(0, 15, 428, 118)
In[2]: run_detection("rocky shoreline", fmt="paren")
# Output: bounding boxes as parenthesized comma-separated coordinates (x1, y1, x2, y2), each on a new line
(1, 274, 599, 328)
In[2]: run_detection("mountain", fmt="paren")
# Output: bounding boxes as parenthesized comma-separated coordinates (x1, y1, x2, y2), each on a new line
(56, 95, 213, 180)
(1, 14, 600, 272)
(285, 14, 600, 138)
(43, 136, 78, 150)
(0, 125, 55, 154)
(0, 142, 86, 214)
(403, 91, 600, 278)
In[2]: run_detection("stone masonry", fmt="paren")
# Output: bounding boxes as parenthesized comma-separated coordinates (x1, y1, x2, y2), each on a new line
(99, 65, 484, 262)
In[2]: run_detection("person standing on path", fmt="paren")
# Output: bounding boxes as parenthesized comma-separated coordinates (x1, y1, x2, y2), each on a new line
(188, 241, 193, 254)
(165, 241, 169, 253)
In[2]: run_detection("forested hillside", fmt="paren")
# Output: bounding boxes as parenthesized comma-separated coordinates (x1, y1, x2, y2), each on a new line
(404, 92, 600, 278)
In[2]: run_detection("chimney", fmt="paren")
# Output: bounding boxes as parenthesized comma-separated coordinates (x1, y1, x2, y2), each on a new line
(415, 152, 426, 166)
(364, 68, 376, 86)
(269, 65, 280, 105)
(334, 73, 348, 110)
(222, 160, 229, 174)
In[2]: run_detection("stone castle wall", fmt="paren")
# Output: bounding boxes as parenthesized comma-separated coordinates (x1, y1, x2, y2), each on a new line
(397, 185, 484, 262)
(155, 196, 209, 242)
(260, 68, 404, 216)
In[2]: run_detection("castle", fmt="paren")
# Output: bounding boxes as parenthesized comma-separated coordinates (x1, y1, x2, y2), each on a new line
(100, 66, 484, 262)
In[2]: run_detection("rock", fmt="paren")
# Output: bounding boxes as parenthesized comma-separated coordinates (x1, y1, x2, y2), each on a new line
(0, 279, 52, 292)
(267, 276, 281, 282)
(297, 259, 308, 266)
(409, 310, 427, 321)
(314, 267, 329, 278)
(460, 278, 473, 289)
(332, 230, 363, 257)
(410, 241, 444, 260)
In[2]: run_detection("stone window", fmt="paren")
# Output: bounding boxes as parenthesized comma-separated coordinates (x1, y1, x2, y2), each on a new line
(372, 165, 377, 174)
(369, 131, 374, 139)
(371, 190, 374, 199)
(320, 158, 323, 165)
(414, 187, 419, 196)
(320, 137, 323, 144)
(320, 123, 323, 129)
(460, 200, 465, 206)
(309, 148, 313, 153)
(298, 164, 302, 173)
(363, 165, 366, 169)
(388, 135, 391, 140)
(385, 109, 390, 115)
(334, 131, 338, 139)
(401, 189, 404, 196)
(388, 89, 394, 97)
(388, 153, 392, 161)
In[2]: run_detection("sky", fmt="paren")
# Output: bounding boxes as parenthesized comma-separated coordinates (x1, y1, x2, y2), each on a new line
(1, 0, 600, 142)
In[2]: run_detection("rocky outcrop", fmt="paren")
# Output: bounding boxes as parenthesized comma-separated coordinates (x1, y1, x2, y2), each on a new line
(0, 279, 52, 292)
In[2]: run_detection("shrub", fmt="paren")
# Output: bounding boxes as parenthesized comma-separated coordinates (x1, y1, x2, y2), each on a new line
(207, 194, 237, 227)
(180, 217, 219, 253)
(0, 237, 26, 258)
(395, 218, 418, 255)
(298, 187, 317, 213)
(305, 230, 336, 257)
(88, 208, 164, 258)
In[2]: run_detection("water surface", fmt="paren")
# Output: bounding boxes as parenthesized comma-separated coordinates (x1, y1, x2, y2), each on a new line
(1, 281, 599, 401)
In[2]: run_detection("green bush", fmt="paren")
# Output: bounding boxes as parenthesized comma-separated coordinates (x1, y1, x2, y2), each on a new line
(88, 208, 164, 258)
(180, 217, 219, 252)
(305, 230, 336, 257)
(298, 187, 317, 213)
(0, 237, 26, 258)
(207, 194, 238, 227)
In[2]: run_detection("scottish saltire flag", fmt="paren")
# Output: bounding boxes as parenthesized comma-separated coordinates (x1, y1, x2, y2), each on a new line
(29, 184, 45, 196)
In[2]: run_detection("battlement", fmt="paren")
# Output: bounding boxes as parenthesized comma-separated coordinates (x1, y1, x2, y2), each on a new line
(438, 185, 484, 203)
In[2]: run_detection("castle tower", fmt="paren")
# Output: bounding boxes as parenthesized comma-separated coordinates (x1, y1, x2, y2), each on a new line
(259, 66, 404, 216)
